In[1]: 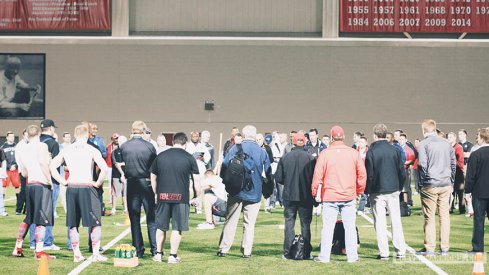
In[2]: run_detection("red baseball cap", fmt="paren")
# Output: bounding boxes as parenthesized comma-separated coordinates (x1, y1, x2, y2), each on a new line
(330, 126, 344, 139)
(293, 133, 307, 145)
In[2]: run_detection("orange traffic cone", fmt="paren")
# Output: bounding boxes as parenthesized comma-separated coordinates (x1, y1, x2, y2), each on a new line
(473, 252, 485, 275)
(37, 255, 50, 275)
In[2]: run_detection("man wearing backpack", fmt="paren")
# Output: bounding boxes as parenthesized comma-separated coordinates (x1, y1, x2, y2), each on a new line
(217, 125, 271, 258)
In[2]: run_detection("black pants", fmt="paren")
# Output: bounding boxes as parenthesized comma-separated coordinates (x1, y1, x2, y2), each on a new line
(472, 197, 489, 252)
(283, 200, 313, 258)
(451, 183, 466, 214)
(16, 175, 27, 213)
(127, 178, 157, 257)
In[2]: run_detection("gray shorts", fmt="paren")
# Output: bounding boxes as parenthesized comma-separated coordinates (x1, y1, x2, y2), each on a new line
(111, 178, 124, 197)
(156, 202, 189, 231)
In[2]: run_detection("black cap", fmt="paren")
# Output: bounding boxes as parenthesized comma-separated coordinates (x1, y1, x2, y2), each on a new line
(40, 119, 57, 128)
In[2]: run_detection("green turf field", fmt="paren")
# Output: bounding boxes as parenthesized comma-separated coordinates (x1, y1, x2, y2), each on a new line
(0, 185, 484, 275)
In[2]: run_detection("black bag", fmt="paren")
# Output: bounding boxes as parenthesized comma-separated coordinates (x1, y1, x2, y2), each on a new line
(221, 144, 252, 196)
(400, 201, 411, 217)
(262, 176, 274, 199)
(290, 235, 305, 260)
(328, 220, 361, 255)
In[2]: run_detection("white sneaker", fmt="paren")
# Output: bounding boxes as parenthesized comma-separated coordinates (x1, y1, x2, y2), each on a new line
(357, 211, 364, 215)
(90, 254, 108, 262)
(152, 252, 163, 262)
(74, 255, 86, 263)
(0, 212, 8, 217)
(44, 244, 61, 251)
(110, 209, 116, 215)
(197, 222, 215, 230)
(168, 255, 181, 264)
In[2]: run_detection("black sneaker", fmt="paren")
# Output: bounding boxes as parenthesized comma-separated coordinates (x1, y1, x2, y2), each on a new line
(216, 251, 226, 257)
(242, 254, 251, 258)
(377, 255, 389, 261)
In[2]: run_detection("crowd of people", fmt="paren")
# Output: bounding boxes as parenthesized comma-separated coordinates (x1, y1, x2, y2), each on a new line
(0, 118, 488, 265)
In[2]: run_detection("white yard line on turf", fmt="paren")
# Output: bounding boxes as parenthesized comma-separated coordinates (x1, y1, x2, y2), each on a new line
(359, 212, 448, 275)
(67, 215, 146, 275)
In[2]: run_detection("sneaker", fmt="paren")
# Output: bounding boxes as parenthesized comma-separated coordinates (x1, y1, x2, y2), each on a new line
(282, 255, 291, 260)
(216, 251, 226, 257)
(348, 258, 360, 263)
(242, 254, 251, 258)
(90, 254, 108, 262)
(396, 253, 406, 259)
(168, 255, 181, 264)
(416, 248, 435, 257)
(74, 255, 85, 263)
(110, 209, 116, 215)
(357, 210, 364, 215)
(15, 212, 22, 216)
(35, 251, 56, 260)
(44, 244, 61, 251)
(377, 255, 389, 261)
(0, 212, 8, 217)
(313, 257, 329, 263)
(152, 252, 164, 262)
(12, 247, 24, 257)
(197, 222, 215, 230)
(440, 250, 449, 256)
(264, 208, 271, 214)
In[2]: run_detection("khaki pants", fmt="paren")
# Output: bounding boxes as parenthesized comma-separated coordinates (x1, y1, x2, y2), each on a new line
(420, 185, 451, 252)
(218, 196, 261, 256)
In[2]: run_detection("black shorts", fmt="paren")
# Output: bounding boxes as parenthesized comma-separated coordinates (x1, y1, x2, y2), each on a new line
(24, 183, 54, 226)
(212, 198, 227, 217)
(66, 185, 102, 228)
(155, 202, 189, 232)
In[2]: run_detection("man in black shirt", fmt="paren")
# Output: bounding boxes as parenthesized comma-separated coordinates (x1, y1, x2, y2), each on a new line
(465, 128, 489, 252)
(458, 129, 474, 165)
(150, 132, 200, 264)
(121, 120, 157, 258)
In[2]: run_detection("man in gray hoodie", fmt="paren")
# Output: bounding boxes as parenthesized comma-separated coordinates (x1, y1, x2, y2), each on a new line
(417, 119, 456, 256)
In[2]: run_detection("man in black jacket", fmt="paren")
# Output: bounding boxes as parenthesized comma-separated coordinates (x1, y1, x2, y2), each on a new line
(465, 127, 489, 253)
(121, 120, 157, 258)
(275, 133, 316, 260)
(365, 124, 406, 260)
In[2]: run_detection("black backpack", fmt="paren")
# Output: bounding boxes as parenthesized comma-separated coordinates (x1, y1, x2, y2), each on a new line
(221, 144, 252, 196)
(400, 201, 411, 217)
(290, 235, 305, 260)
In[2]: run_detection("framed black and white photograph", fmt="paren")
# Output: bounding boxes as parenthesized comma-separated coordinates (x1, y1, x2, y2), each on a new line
(0, 53, 45, 119)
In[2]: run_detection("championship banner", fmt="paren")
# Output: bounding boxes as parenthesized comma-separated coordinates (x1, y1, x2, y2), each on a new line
(340, 0, 489, 33)
(0, 0, 111, 31)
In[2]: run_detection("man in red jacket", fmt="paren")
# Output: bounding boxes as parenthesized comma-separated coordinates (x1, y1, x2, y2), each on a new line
(312, 126, 366, 263)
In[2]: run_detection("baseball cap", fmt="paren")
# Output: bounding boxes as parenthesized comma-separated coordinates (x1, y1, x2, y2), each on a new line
(40, 119, 57, 128)
(293, 133, 307, 145)
(112, 133, 120, 140)
(264, 134, 273, 145)
(330, 125, 344, 139)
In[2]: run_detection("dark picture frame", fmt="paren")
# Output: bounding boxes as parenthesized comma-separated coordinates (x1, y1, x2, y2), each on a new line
(0, 53, 46, 119)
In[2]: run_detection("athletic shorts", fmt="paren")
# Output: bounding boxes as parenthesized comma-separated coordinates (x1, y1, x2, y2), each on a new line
(24, 183, 53, 226)
(155, 202, 189, 232)
(111, 178, 124, 197)
(2, 169, 21, 188)
(212, 198, 227, 217)
(66, 184, 102, 228)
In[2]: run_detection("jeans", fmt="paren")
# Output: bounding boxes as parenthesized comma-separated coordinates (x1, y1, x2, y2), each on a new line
(357, 194, 367, 212)
(318, 200, 358, 262)
(283, 200, 313, 258)
(127, 178, 157, 257)
(16, 175, 27, 213)
(52, 183, 60, 214)
(471, 197, 489, 252)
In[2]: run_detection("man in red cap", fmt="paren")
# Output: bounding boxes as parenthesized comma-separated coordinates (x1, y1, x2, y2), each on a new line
(312, 126, 366, 263)
(275, 133, 316, 260)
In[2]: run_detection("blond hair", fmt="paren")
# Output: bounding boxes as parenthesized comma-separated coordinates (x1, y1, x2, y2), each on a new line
(26, 125, 40, 138)
(132, 120, 147, 135)
(422, 119, 437, 134)
(478, 128, 489, 143)
(74, 124, 89, 139)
